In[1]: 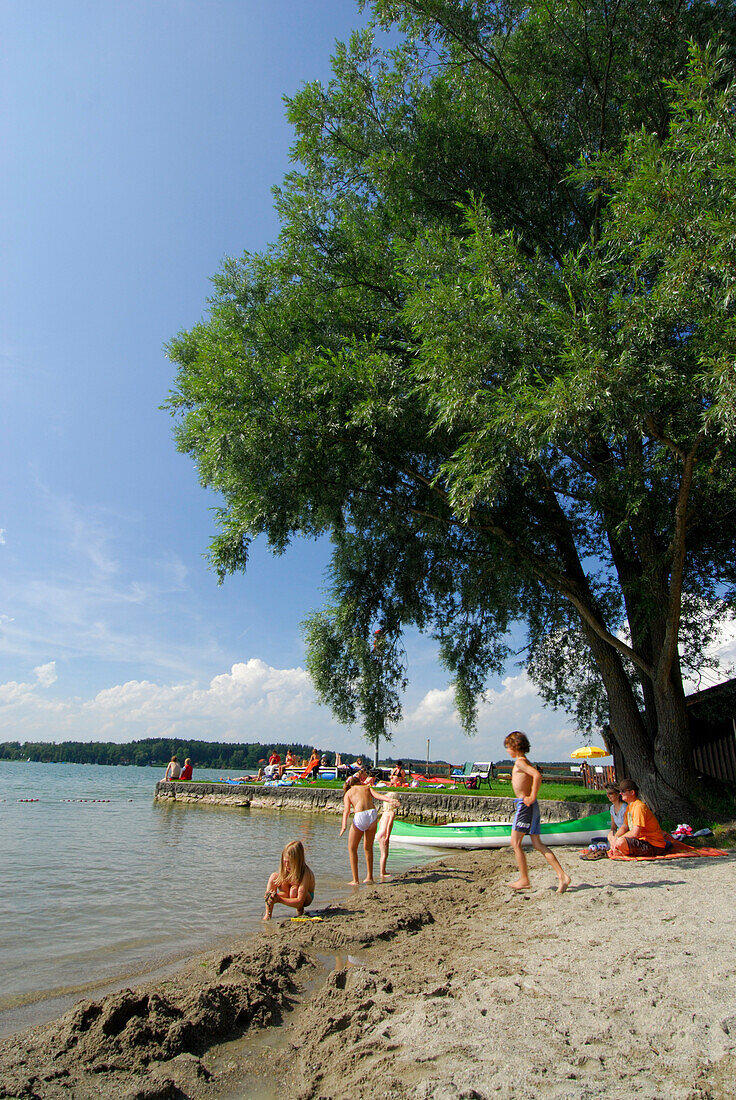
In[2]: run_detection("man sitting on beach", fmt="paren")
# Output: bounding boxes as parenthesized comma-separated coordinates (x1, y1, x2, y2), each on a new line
(610, 779, 671, 857)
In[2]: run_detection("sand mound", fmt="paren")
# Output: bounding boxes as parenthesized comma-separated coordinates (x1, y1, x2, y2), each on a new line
(0, 942, 312, 1099)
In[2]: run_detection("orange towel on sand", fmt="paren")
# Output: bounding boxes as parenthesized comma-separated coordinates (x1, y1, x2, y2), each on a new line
(606, 839, 725, 861)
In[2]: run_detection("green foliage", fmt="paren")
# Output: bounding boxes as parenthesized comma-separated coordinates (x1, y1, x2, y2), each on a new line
(166, 1, 736, 814)
(303, 607, 407, 753)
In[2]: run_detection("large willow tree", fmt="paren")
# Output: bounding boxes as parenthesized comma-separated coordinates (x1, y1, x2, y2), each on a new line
(167, 1, 736, 816)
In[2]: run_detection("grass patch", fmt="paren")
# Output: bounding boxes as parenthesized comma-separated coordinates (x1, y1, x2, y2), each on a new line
(191, 775, 608, 803)
(711, 822, 736, 848)
(449, 780, 608, 803)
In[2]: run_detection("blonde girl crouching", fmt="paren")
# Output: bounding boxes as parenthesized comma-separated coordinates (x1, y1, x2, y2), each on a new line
(263, 840, 315, 920)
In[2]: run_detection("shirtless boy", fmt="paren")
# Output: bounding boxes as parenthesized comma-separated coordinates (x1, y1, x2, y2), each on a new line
(340, 771, 398, 884)
(505, 731, 571, 895)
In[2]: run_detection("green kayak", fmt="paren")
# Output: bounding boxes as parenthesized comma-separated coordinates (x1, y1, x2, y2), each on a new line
(391, 809, 611, 849)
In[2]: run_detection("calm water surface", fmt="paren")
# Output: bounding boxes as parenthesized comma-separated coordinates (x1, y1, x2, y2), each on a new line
(0, 760, 436, 1036)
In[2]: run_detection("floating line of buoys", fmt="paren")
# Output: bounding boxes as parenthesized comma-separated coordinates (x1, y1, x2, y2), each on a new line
(12, 797, 117, 804)
(60, 798, 112, 803)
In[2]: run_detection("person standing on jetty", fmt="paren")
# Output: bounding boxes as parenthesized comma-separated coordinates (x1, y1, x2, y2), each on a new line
(504, 731, 571, 895)
(341, 771, 398, 885)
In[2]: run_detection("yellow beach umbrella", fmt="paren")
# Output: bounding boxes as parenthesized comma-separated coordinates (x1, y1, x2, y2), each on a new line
(570, 746, 610, 759)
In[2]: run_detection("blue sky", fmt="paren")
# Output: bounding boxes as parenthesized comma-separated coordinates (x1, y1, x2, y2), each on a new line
(3, 1, 729, 763)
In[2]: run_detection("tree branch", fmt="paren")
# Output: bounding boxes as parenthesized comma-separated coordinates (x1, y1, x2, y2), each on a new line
(387, 450, 655, 676)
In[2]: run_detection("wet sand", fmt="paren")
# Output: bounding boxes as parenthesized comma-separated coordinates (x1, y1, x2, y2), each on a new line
(1, 846, 735, 1099)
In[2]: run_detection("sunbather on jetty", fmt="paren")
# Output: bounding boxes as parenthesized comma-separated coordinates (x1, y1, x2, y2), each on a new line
(263, 840, 315, 920)
(164, 756, 181, 780)
(341, 772, 398, 885)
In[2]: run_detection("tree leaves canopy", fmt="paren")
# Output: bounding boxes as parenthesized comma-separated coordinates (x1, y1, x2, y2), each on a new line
(166, 1, 736, 811)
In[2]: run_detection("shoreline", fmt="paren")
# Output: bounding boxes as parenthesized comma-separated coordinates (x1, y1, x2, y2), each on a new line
(1, 846, 735, 1099)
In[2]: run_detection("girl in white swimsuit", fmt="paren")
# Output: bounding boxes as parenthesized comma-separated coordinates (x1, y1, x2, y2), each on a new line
(340, 773, 397, 884)
(353, 808, 378, 832)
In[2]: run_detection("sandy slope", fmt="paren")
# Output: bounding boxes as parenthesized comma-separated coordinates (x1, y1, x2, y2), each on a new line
(1, 847, 735, 1099)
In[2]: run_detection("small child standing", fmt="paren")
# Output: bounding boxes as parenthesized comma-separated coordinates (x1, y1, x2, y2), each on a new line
(263, 840, 315, 920)
(376, 797, 400, 881)
(366, 768, 400, 881)
(504, 731, 571, 895)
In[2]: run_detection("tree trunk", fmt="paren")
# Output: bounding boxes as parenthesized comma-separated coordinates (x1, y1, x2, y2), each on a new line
(650, 675, 698, 806)
(582, 625, 697, 818)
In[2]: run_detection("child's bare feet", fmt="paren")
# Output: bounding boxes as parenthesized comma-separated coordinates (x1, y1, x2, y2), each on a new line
(509, 879, 531, 891)
(363, 876, 374, 884)
(557, 874, 571, 894)
(380, 873, 393, 881)
(348, 879, 360, 886)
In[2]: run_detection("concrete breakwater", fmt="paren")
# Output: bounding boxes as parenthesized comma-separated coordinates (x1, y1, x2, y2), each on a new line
(154, 780, 601, 823)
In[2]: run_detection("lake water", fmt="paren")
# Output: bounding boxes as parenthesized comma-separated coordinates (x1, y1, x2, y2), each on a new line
(0, 760, 435, 1037)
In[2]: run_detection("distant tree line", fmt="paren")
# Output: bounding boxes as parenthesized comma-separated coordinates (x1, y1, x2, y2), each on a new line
(0, 739, 339, 771)
(0, 741, 581, 771)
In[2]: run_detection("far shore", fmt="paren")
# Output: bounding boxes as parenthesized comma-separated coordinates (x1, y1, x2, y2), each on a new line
(1, 842, 734, 1099)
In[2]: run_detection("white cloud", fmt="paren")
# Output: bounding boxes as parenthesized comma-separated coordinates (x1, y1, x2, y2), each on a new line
(400, 668, 579, 763)
(0, 529, 6, 545)
(3, 622, 735, 765)
(404, 686, 457, 728)
(0, 659, 344, 747)
(34, 661, 57, 687)
(50, 493, 119, 579)
(0, 680, 35, 704)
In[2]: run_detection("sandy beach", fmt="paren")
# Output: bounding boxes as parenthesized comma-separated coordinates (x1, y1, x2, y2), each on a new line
(1, 845, 735, 1100)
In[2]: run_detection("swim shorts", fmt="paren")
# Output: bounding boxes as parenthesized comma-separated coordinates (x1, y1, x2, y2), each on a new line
(512, 798, 541, 835)
(353, 808, 378, 832)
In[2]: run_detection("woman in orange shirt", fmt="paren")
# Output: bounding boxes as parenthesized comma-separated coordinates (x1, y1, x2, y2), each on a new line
(611, 779, 671, 856)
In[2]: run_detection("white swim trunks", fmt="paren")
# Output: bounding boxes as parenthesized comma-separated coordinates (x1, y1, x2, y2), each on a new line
(353, 808, 378, 832)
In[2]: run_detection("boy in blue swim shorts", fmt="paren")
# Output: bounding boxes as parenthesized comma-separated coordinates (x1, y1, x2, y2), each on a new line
(504, 731, 571, 895)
